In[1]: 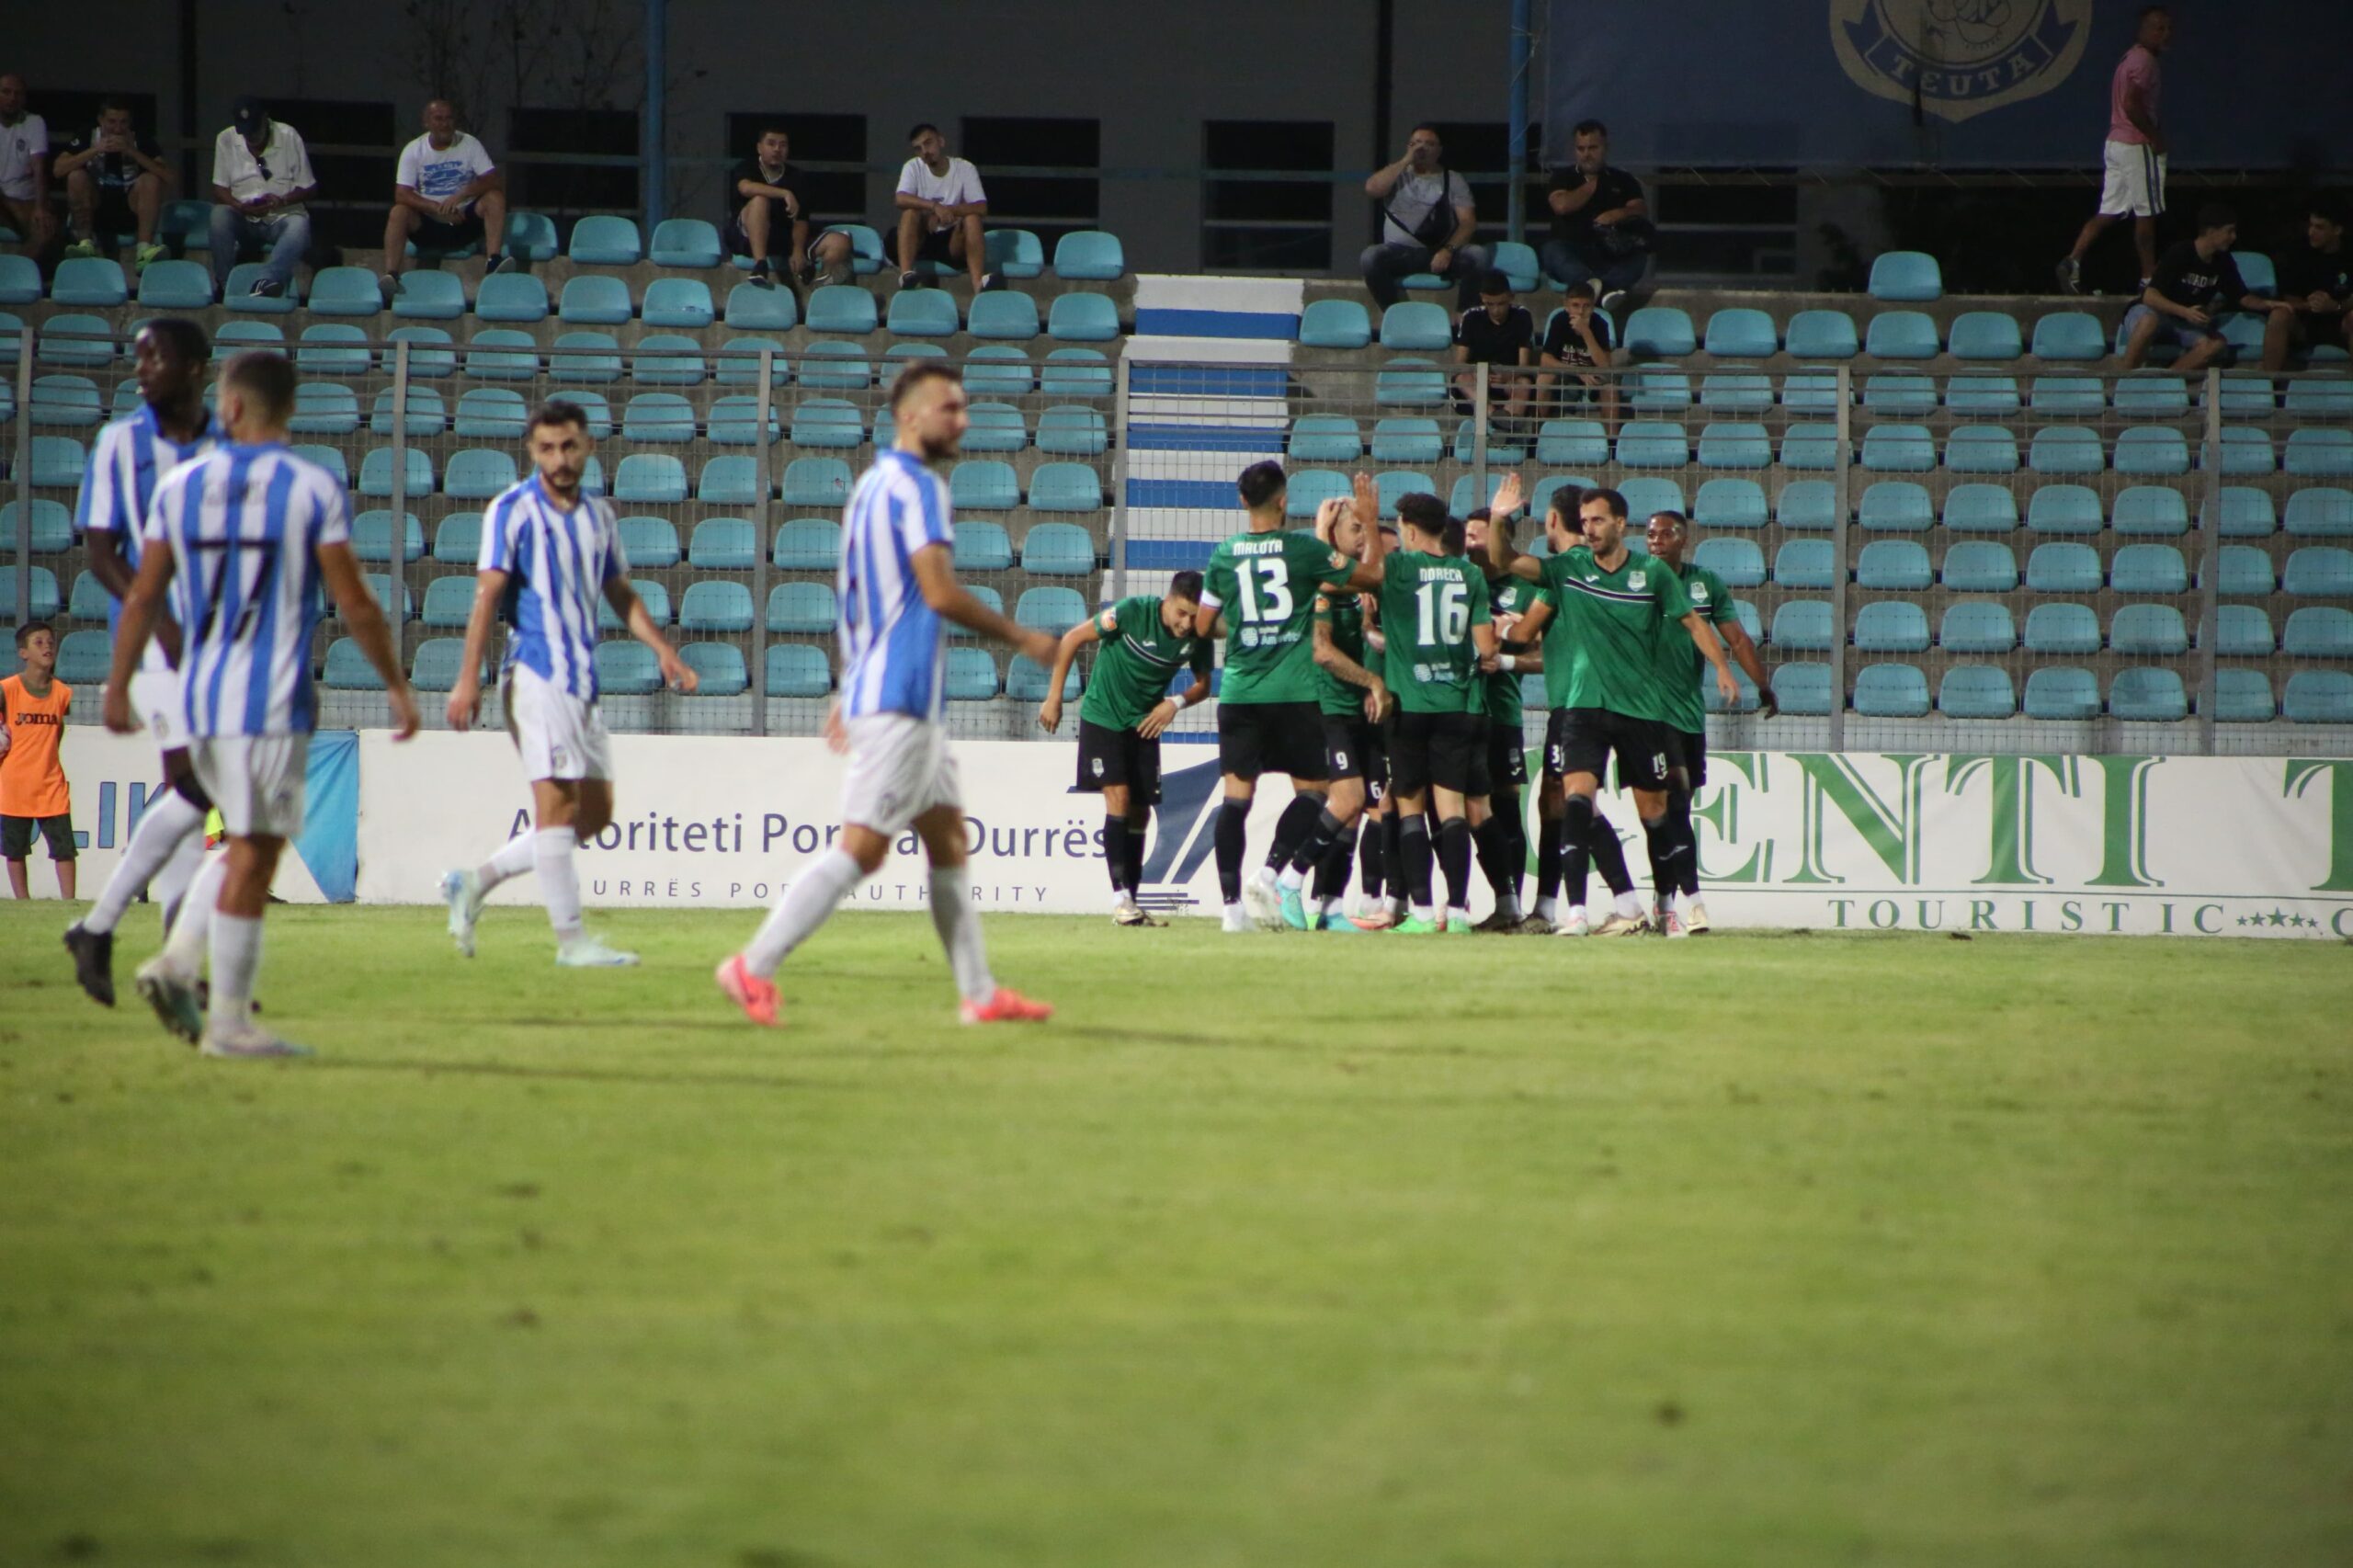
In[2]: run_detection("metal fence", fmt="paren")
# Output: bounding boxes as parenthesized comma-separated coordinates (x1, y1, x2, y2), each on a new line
(9, 323, 2351, 755)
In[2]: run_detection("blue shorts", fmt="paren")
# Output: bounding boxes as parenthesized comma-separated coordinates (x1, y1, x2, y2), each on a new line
(2122, 303, 2222, 349)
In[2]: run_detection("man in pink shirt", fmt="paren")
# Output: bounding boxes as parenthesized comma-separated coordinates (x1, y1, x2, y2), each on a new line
(2057, 5, 2170, 295)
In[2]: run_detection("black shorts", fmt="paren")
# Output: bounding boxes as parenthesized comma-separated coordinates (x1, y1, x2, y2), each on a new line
(1669, 726, 1707, 788)
(1546, 707, 1672, 792)
(94, 192, 139, 239)
(1219, 701, 1327, 782)
(889, 224, 960, 269)
(1321, 716, 1388, 801)
(413, 208, 486, 253)
(725, 198, 811, 259)
(1478, 724, 1529, 798)
(1389, 710, 1483, 799)
(2, 812, 76, 860)
(1074, 719, 1162, 804)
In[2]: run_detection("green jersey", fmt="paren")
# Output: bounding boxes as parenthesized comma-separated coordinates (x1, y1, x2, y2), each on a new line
(1312, 589, 1375, 718)
(1485, 574, 1542, 729)
(1078, 594, 1212, 732)
(1653, 561, 1736, 734)
(1532, 545, 1694, 722)
(1380, 551, 1493, 715)
(1202, 528, 1358, 704)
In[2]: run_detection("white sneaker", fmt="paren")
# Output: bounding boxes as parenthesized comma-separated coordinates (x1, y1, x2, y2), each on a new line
(1242, 869, 1285, 930)
(1686, 898, 1712, 934)
(1591, 912, 1648, 937)
(200, 1017, 310, 1059)
(440, 868, 484, 957)
(1221, 904, 1255, 934)
(1661, 909, 1689, 939)
(133, 955, 205, 1043)
(1554, 908, 1591, 937)
(556, 935, 640, 967)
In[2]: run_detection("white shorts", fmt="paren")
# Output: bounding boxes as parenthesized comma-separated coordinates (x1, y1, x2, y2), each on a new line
(189, 733, 311, 838)
(840, 713, 961, 836)
(505, 665, 612, 782)
(2099, 139, 2166, 219)
(130, 668, 187, 754)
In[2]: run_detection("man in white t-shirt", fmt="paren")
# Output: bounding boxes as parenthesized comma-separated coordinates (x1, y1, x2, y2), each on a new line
(381, 99, 511, 302)
(207, 98, 317, 298)
(1360, 124, 1488, 312)
(892, 123, 1000, 294)
(0, 73, 59, 256)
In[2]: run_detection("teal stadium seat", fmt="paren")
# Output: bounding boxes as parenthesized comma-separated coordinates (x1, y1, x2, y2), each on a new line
(699, 457, 760, 506)
(2108, 667, 2188, 722)
(4, 497, 72, 551)
(2027, 484, 2101, 534)
(1941, 540, 2018, 592)
(2286, 489, 2353, 537)
(1006, 655, 1079, 704)
(54, 629, 111, 686)
(2029, 426, 2104, 473)
(1691, 537, 1764, 587)
(296, 324, 371, 376)
(617, 516, 680, 567)
(30, 436, 85, 484)
(1938, 666, 2017, 719)
(408, 639, 480, 693)
(1779, 425, 1840, 471)
(2112, 486, 2188, 536)
(1853, 662, 1930, 717)
(767, 581, 836, 635)
(1864, 311, 1938, 358)
(67, 570, 110, 621)
(2284, 672, 2353, 723)
(1037, 405, 1107, 457)
(2110, 604, 2188, 654)
(2026, 543, 2103, 595)
(984, 229, 1046, 279)
(1051, 230, 1124, 279)
(967, 291, 1040, 341)
(1693, 478, 1766, 528)
(385, 325, 457, 376)
(2030, 312, 2107, 360)
(679, 581, 754, 632)
(1776, 480, 1837, 530)
(595, 642, 662, 695)
(2114, 426, 2188, 475)
(1041, 347, 1113, 397)
(1031, 463, 1105, 513)
(388, 270, 462, 320)
(1773, 663, 1834, 714)
(2216, 605, 2275, 656)
(1859, 425, 1935, 472)
(1938, 602, 2017, 653)
(1696, 422, 1770, 469)
(1370, 416, 1443, 464)
(706, 395, 779, 447)
(631, 335, 705, 385)
(1863, 372, 1938, 414)
(724, 282, 797, 330)
(323, 638, 385, 690)
(351, 510, 425, 563)
(1946, 311, 2022, 360)
(560, 276, 632, 325)
(2025, 602, 2101, 655)
(421, 576, 477, 629)
(1048, 294, 1120, 343)
(2285, 608, 2353, 658)
(464, 328, 538, 380)
(1784, 310, 1859, 358)
(1623, 307, 1695, 357)
(650, 218, 722, 268)
(0, 255, 40, 303)
(138, 259, 214, 309)
(1944, 426, 2019, 472)
(1859, 481, 1932, 530)
(434, 513, 483, 563)
(806, 285, 878, 335)
(570, 215, 642, 266)
(2286, 429, 2353, 476)
(51, 257, 129, 306)
(790, 397, 865, 449)
(1770, 600, 1834, 652)
(1774, 540, 1835, 589)
(2214, 670, 2275, 722)
(2113, 375, 2189, 416)
(1490, 241, 1540, 291)
(2217, 427, 2275, 475)
(613, 452, 688, 503)
(2111, 543, 2188, 594)
(2024, 667, 2100, 720)
(1022, 522, 1095, 575)
(1375, 357, 1447, 406)
(1616, 421, 1688, 468)
(505, 210, 558, 262)
(1699, 373, 1774, 414)
(781, 458, 851, 508)
(1867, 251, 1941, 301)
(454, 386, 528, 438)
(889, 288, 961, 337)
(1702, 308, 1777, 357)
(290, 381, 361, 435)
(621, 391, 697, 442)
(945, 647, 998, 700)
(954, 520, 1014, 572)
(1854, 540, 1930, 590)
(2216, 545, 2274, 596)
(1016, 586, 1089, 636)
(765, 644, 833, 699)
(772, 519, 840, 571)
(474, 272, 548, 323)
(1299, 300, 1372, 349)
(1946, 378, 2021, 417)
(358, 447, 431, 497)
(598, 580, 669, 630)
(949, 460, 1020, 511)
(642, 278, 714, 329)
(1380, 302, 1450, 351)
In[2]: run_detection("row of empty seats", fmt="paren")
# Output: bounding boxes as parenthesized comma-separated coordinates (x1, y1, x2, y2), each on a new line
(1760, 663, 2349, 722)
(1682, 539, 2350, 596)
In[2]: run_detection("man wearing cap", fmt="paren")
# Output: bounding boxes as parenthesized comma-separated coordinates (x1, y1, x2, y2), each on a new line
(208, 98, 316, 298)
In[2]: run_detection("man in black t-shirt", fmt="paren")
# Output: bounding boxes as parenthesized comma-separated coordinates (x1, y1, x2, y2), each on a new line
(1539, 282, 1620, 425)
(1451, 269, 1538, 425)
(2263, 196, 2353, 371)
(2122, 202, 2291, 370)
(727, 124, 854, 288)
(1542, 119, 1650, 313)
(54, 99, 172, 271)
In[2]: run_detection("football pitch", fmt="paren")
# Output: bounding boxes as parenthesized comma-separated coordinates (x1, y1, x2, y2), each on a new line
(3, 902, 2348, 1567)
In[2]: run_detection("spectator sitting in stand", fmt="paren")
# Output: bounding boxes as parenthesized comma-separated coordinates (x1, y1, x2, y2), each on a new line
(1543, 119, 1650, 316)
(0, 73, 58, 257)
(2121, 203, 2291, 372)
(1360, 124, 1488, 312)
(381, 99, 511, 302)
(730, 123, 853, 289)
(1450, 268, 1538, 429)
(2264, 194, 2353, 372)
(208, 97, 316, 299)
(1539, 282, 1620, 428)
(892, 123, 999, 293)
(56, 98, 172, 271)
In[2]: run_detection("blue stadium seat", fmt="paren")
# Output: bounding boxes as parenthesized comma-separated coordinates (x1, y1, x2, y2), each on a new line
(1787, 374, 1852, 415)
(1049, 293, 1120, 343)
(2112, 486, 2188, 536)
(406, 638, 483, 693)
(2214, 669, 2276, 722)
(796, 341, 870, 389)
(433, 513, 483, 564)
(1489, 240, 1541, 291)
(983, 229, 1046, 279)
(1938, 601, 2017, 653)
(2286, 428, 2353, 475)
(1627, 365, 1693, 412)
(1774, 539, 1836, 588)
(2285, 488, 2353, 537)
(27, 435, 82, 486)
(1041, 347, 1113, 396)
(2285, 379, 2353, 417)
(1692, 537, 1764, 587)
(1536, 419, 1609, 467)
(359, 572, 415, 622)
(2030, 312, 2107, 361)
(699, 457, 761, 506)
(1944, 426, 2019, 473)
(351, 509, 425, 564)
(28, 374, 101, 426)
(704, 395, 779, 447)
(2217, 545, 2275, 596)
(1618, 477, 1684, 522)
(2284, 671, 2353, 723)
(2023, 666, 2100, 720)
(2213, 373, 2278, 415)
(2285, 607, 2353, 657)
(463, 328, 538, 381)
(1284, 469, 1349, 519)
(563, 389, 615, 437)
(1696, 422, 1769, 469)
(967, 291, 1040, 341)
(291, 444, 351, 489)
(2029, 376, 2105, 415)
(1616, 421, 1688, 468)
(2111, 543, 2188, 595)
(945, 646, 999, 700)
(2027, 484, 2101, 534)
(1006, 654, 1080, 704)
(1852, 662, 1930, 717)
(1299, 299, 1373, 349)
(649, 218, 722, 268)
(765, 643, 834, 699)
(1016, 585, 1089, 635)
(1772, 663, 1834, 715)
(1938, 665, 2017, 719)
(595, 642, 662, 696)
(420, 575, 477, 629)
(1855, 540, 1931, 591)
(1702, 308, 1777, 358)
(383, 324, 457, 377)
(790, 397, 865, 449)
(2234, 250, 2278, 294)
(1779, 424, 1841, 471)
(290, 381, 360, 435)
(2029, 426, 2104, 473)
(803, 285, 877, 335)
(1374, 356, 1448, 405)
(358, 447, 431, 497)
(766, 581, 837, 636)
(888, 288, 961, 337)
(450, 386, 527, 440)
(1776, 480, 1837, 530)
(1022, 522, 1096, 574)
(386, 270, 461, 320)
(723, 282, 798, 332)
(556, 275, 631, 325)
(1941, 485, 2018, 533)
(67, 570, 113, 623)
(2216, 427, 2275, 475)
(2113, 426, 2188, 475)
(3, 497, 72, 552)
(51, 256, 129, 306)
(2026, 542, 2103, 594)
(1946, 311, 2022, 360)
(950, 460, 1021, 510)
(1692, 478, 1767, 528)
(1769, 599, 1834, 652)
(1859, 425, 1934, 472)
(210, 319, 286, 362)
(615, 516, 680, 568)
(949, 400, 1021, 453)
(136, 258, 215, 310)
(953, 519, 1014, 572)
(323, 638, 386, 690)
(641, 278, 714, 329)
(1858, 481, 1931, 532)
(631, 334, 706, 386)
(503, 210, 558, 262)
(468, 271, 544, 324)
(569, 215, 642, 266)
(0, 255, 40, 304)
(678, 580, 755, 632)
(2216, 605, 2275, 656)
(1528, 476, 1589, 523)
(1868, 251, 1941, 301)
(1863, 312, 1938, 359)
(1623, 307, 1695, 357)
(1370, 416, 1444, 463)
(618, 390, 695, 442)
(675, 642, 747, 698)
(2108, 667, 2188, 722)
(2111, 604, 2188, 654)
(1037, 405, 1108, 457)
(1783, 310, 1859, 359)
(598, 580, 672, 631)
(51, 628, 110, 685)
(1699, 373, 1775, 414)
(1051, 231, 1125, 279)
(295, 323, 371, 376)
(612, 452, 688, 503)
(1375, 470, 1435, 517)
(773, 518, 841, 570)
(1378, 301, 1451, 351)
(2111, 375, 2189, 418)
(1946, 377, 2021, 416)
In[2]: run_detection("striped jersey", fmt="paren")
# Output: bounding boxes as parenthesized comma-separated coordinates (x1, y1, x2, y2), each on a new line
(839, 448, 955, 721)
(479, 474, 626, 700)
(74, 402, 222, 668)
(142, 442, 350, 738)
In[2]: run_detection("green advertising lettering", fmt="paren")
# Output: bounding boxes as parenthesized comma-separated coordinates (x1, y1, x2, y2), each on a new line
(1947, 755, 2076, 886)
(2284, 759, 2353, 892)
(1694, 751, 1770, 883)
(1786, 754, 1930, 885)
(2082, 756, 2159, 889)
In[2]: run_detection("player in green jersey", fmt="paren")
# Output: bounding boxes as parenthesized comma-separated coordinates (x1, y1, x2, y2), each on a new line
(1376, 492, 1497, 932)
(1639, 509, 1772, 935)
(1197, 462, 1388, 932)
(1038, 570, 1214, 926)
(1275, 495, 1391, 930)
(1463, 506, 1540, 931)
(1488, 477, 1739, 937)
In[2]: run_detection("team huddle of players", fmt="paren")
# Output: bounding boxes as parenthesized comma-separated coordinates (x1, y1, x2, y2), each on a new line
(1047, 461, 1772, 936)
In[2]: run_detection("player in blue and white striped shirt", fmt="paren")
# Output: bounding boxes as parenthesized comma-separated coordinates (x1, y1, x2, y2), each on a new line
(439, 399, 696, 968)
(717, 362, 1059, 1028)
(105, 351, 419, 1058)
(63, 319, 223, 1007)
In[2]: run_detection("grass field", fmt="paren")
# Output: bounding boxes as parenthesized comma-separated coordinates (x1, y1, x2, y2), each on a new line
(2, 900, 2349, 1567)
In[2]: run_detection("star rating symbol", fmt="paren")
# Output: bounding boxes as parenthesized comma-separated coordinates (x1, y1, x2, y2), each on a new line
(2269, 909, 2290, 927)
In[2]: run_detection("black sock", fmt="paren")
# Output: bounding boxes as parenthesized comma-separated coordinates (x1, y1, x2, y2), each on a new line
(1667, 784, 1699, 897)
(1642, 815, 1675, 908)
(1438, 817, 1473, 912)
(1400, 813, 1435, 909)
(1359, 814, 1387, 901)
(1536, 812, 1563, 903)
(1124, 814, 1148, 893)
(1266, 794, 1324, 871)
(1562, 793, 1595, 910)
(1102, 816, 1131, 895)
(1382, 811, 1404, 902)
(1472, 816, 1512, 901)
(1214, 799, 1250, 903)
(1313, 821, 1358, 903)
(1588, 808, 1633, 896)
(1494, 789, 1526, 903)
(1289, 807, 1349, 876)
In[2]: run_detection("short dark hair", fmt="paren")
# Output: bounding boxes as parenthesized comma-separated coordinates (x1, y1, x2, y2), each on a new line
(1440, 517, 1468, 558)
(1409, 122, 1441, 142)
(1477, 268, 1513, 297)
(2196, 202, 2237, 233)
(220, 350, 295, 426)
(1581, 485, 1629, 521)
(754, 122, 790, 143)
(1650, 509, 1688, 534)
(1167, 570, 1205, 602)
(907, 121, 940, 143)
(1396, 492, 1449, 536)
(138, 315, 209, 366)
(1573, 119, 1609, 140)
(1563, 280, 1597, 302)
(527, 399, 589, 437)
(888, 359, 961, 412)
(97, 96, 135, 118)
(2310, 193, 2347, 227)
(1237, 460, 1288, 510)
(16, 619, 55, 650)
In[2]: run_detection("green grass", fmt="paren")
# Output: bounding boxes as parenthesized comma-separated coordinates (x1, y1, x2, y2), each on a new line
(3, 901, 2350, 1567)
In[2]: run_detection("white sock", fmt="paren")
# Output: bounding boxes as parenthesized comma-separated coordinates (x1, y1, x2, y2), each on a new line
(1224, 900, 1245, 916)
(163, 856, 227, 973)
(1447, 905, 1472, 926)
(535, 828, 583, 941)
(1536, 895, 1559, 924)
(153, 827, 206, 934)
(478, 834, 537, 892)
(1307, 894, 1333, 922)
(927, 864, 997, 1004)
(83, 790, 206, 935)
(1568, 903, 1589, 925)
(744, 847, 863, 976)
(1277, 865, 1305, 892)
(1658, 890, 1679, 916)
(209, 910, 263, 1029)
(1615, 890, 1643, 918)
(1412, 903, 1437, 924)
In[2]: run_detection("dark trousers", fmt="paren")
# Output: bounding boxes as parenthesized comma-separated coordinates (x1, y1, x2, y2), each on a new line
(1360, 240, 1492, 311)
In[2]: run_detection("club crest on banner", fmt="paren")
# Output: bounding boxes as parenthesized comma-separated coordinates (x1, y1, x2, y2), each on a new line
(1831, 0, 2091, 123)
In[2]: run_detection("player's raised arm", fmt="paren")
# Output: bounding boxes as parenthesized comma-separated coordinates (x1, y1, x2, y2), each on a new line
(1486, 473, 1541, 582)
(912, 542, 1055, 665)
(1338, 473, 1387, 592)
(102, 540, 178, 734)
(1040, 615, 1099, 733)
(318, 537, 420, 739)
